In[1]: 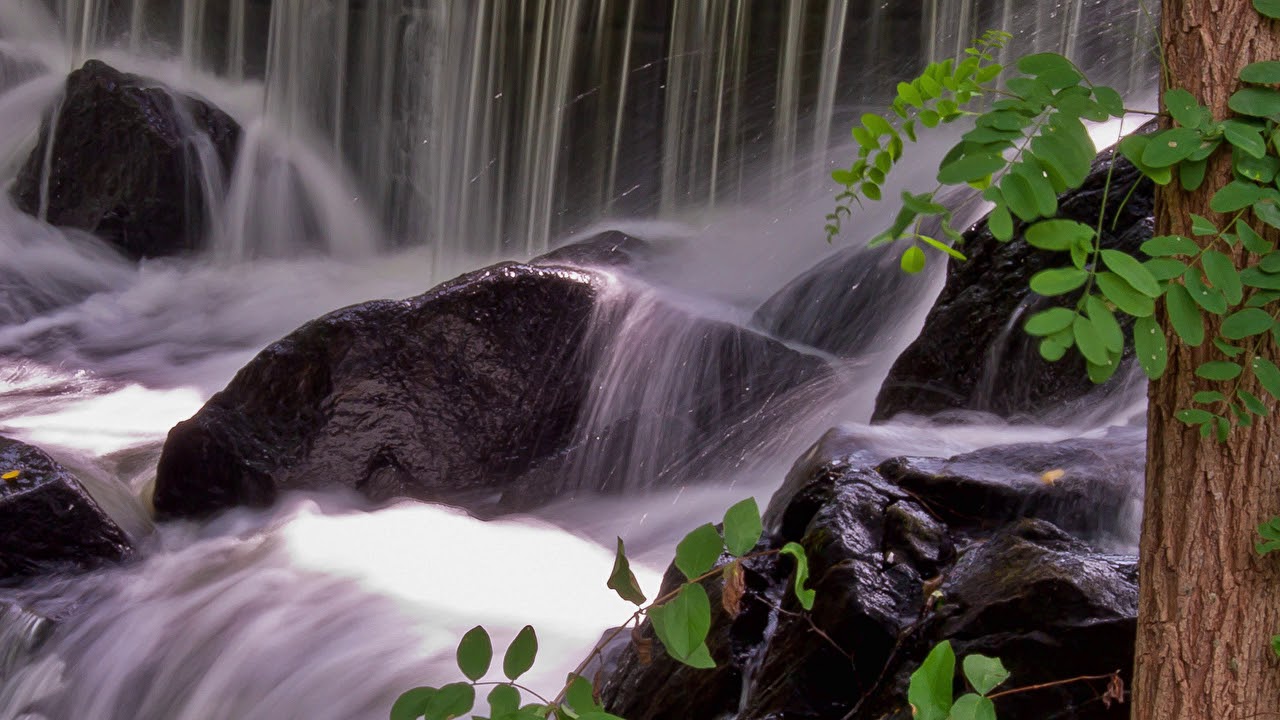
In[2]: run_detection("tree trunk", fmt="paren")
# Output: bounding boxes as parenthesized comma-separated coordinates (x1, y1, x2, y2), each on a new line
(1135, 2, 1280, 718)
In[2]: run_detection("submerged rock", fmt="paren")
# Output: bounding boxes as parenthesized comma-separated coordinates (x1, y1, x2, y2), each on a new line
(11, 60, 241, 258)
(155, 243, 829, 519)
(600, 427, 1138, 720)
(0, 435, 133, 580)
(874, 125, 1155, 421)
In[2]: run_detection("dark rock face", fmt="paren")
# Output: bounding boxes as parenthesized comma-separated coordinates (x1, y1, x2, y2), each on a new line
(156, 238, 831, 519)
(752, 244, 920, 358)
(600, 428, 1139, 720)
(154, 262, 603, 519)
(531, 230, 651, 269)
(11, 60, 241, 258)
(874, 125, 1156, 421)
(0, 435, 133, 580)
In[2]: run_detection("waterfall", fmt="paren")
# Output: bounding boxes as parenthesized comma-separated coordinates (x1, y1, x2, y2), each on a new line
(28, 0, 1153, 261)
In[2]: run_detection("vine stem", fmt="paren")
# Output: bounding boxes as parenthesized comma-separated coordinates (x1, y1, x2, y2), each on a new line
(472, 681, 554, 706)
(985, 671, 1120, 701)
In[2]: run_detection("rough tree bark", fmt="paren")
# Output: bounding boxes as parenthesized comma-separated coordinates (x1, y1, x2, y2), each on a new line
(1136, 1, 1280, 718)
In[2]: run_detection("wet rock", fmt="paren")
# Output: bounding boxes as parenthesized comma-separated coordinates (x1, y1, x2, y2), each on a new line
(11, 60, 241, 258)
(752, 244, 920, 358)
(531, 230, 651, 268)
(600, 427, 1137, 720)
(155, 258, 829, 519)
(874, 124, 1156, 421)
(0, 435, 133, 580)
(153, 262, 602, 519)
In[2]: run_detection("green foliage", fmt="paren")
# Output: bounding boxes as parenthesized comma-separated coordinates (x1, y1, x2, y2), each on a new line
(908, 641, 1010, 720)
(393, 497, 814, 720)
(831, 32, 1280, 444)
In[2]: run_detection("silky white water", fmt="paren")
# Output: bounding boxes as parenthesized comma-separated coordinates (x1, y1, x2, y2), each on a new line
(0, 1, 1156, 718)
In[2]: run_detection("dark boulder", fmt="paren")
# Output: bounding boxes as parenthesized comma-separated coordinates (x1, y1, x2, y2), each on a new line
(0, 435, 133, 580)
(11, 60, 241, 258)
(874, 124, 1156, 421)
(153, 262, 603, 519)
(752, 243, 923, 358)
(155, 254, 830, 518)
(531, 230, 651, 269)
(600, 428, 1138, 719)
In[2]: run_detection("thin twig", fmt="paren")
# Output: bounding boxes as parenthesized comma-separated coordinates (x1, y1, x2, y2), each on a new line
(985, 671, 1120, 700)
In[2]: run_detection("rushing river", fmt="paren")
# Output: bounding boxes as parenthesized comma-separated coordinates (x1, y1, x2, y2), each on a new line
(0, 2, 1154, 718)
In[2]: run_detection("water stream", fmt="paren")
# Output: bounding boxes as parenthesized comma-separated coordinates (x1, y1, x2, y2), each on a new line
(0, 2, 1155, 718)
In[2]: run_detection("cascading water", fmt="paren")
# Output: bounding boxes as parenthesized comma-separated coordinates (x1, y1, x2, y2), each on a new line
(0, 1, 1157, 718)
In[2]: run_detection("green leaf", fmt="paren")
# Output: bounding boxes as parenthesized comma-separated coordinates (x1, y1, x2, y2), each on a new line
(488, 686, 521, 718)
(1203, 250, 1245, 305)
(962, 654, 1011, 695)
(1072, 315, 1109, 365)
(675, 523, 725, 581)
(918, 235, 966, 261)
(1097, 272, 1155, 317)
(1134, 315, 1168, 380)
(1101, 249, 1161, 297)
(1142, 235, 1199, 257)
(861, 113, 894, 139)
(1026, 219, 1093, 251)
(1141, 128, 1201, 167)
(1211, 180, 1268, 213)
(1255, 0, 1280, 18)
(1222, 308, 1275, 339)
(1263, 251, 1280, 273)
(938, 153, 1007, 185)
(608, 538, 647, 605)
(1237, 152, 1280, 184)
(392, 688, 436, 720)
(1000, 172, 1040, 222)
(1238, 219, 1274, 254)
(1180, 159, 1208, 191)
(564, 675, 602, 714)
(908, 641, 956, 720)
(989, 203, 1014, 242)
(1190, 214, 1219, 236)
(1257, 517, 1280, 556)
(950, 694, 997, 720)
(1146, 257, 1189, 281)
(1040, 338, 1068, 361)
(648, 583, 714, 667)
(723, 498, 763, 557)
(897, 81, 924, 108)
(1166, 284, 1206, 346)
(1197, 361, 1243, 381)
(1094, 86, 1125, 117)
(1025, 308, 1077, 336)
(1241, 61, 1280, 84)
(1087, 295, 1124, 353)
(1016, 52, 1082, 88)
(1229, 87, 1280, 119)
(1185, 267, 1229, 314)
(1164, 88, 1203, 128)
(423, 683, 475, 720)
(901, 246, 927, 274)
(1216, 338, 1247, 357)
(1030, 267, 1088, 296)
(779, 542, 815, 610)
(1177, 408, 1216, 425)
(1194, 391, 1227, 404)
(457, 626, 493, 682)
(1224, 120, 1269, 159)
(1256, 200, 1280, 231)
(1240, 389, 1269, 416)
(503, 626, 538, 681)
(1251, 357, 1280, 400)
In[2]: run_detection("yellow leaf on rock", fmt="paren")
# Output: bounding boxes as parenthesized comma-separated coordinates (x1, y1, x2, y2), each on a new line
(1, 470, 19, 481)
(1041, 469, 1065, 485)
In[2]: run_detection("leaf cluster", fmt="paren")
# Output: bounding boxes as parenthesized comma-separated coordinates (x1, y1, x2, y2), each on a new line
(908, 641, 1011, 720)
